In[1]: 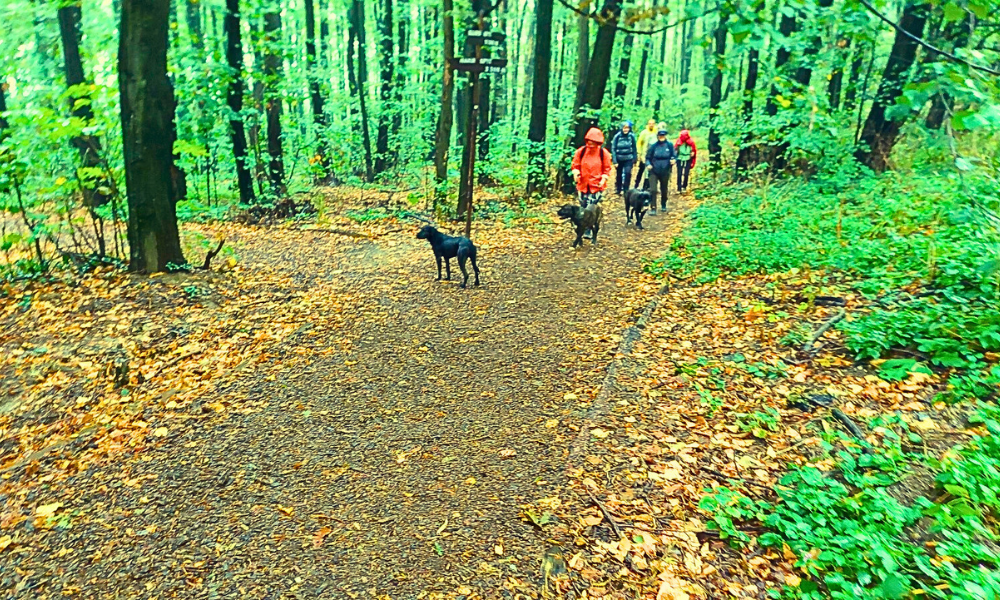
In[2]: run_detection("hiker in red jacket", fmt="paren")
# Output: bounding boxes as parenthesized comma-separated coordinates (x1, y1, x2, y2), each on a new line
(674, 130, 697, 193)
(571, 127, 612, 207)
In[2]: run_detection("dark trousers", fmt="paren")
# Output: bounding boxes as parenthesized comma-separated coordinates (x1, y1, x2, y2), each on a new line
(676, 160, 691, 192)
(615, 160, 634, 193)
(633, 161, 646, 189)
(647, 169, 671, 210)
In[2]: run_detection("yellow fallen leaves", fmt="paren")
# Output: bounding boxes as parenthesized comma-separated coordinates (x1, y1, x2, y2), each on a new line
(0, 535, 12, 551)
(153, 427, 169, 437)
(35, 502, 62, 518)
(590, 428, 609, 439)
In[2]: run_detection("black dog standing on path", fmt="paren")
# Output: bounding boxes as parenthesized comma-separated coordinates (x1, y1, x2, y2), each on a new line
(624, 188, 651, 229)
(416, 225, 481, 288)
(557, 202, 603, 248)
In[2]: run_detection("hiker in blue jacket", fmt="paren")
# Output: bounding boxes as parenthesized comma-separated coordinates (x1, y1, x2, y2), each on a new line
(644, 129, 676, 214)
(610, 121, 637, 195)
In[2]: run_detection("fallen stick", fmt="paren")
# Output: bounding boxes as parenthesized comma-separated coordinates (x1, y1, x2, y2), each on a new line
(200, 238, 226, 270)
(585, 488, 625, 540)
(801, 308, 847, 354)
(831, 408, 867, 441)
(298, 227, 371, 238)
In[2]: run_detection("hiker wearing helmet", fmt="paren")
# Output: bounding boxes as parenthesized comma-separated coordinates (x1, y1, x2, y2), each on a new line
(644, 128, 676, 214)
(634, 119, 657, 189)
(610, 121, 637, 195)
(674, 130, 697, 193)
(571, 127, 612, 208)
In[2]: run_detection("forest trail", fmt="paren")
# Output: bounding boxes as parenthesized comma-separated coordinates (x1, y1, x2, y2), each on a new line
(1, 191, 696, 599)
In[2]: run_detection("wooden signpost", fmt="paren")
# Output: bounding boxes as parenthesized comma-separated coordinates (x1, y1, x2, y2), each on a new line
(454, 18, 506, 238)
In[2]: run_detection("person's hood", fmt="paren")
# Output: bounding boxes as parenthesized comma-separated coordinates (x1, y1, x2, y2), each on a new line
(585, 127, 605, 144)
(678, 130, 692, 143)
(622, 121, 633, 131)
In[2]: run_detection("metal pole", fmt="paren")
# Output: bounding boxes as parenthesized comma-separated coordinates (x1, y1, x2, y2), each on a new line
(464, 14, 484, 240)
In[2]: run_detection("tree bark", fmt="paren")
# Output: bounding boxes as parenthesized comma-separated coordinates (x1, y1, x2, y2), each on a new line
(765, 12, 796, 117)
(707, 6, 728, 166)
(855, 2, 930, 172)
(843, 42, 865, 111)
(734, 47, 758, 175)
(375, 0, 394, 175)
(57, 3, 110, 207)
(305, 0, 328, 176)
(263, 11, 285, 194)
(224, 0, 255, 204)
(392, 0, 408, 143)
(654, 21, 668, 113)
(0, 81, 9, 132)
(119, 0, 186, 273)
(526, 0, 553, 194)
(635, 0, 657, 106)
(828, 38, 849, 109)
(433, 0, 455, 199)
(349, 0, 375, 182)
(457, 0, 488, 214)
(611, 32, 634, 125)
(574, 8, 590, 110)
(793, 0, 834, 90)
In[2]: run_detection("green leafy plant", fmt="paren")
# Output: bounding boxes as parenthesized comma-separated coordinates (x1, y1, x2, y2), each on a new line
(735, 407, 782, 438)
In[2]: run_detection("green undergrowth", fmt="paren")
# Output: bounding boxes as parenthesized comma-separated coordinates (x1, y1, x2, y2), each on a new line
(700, 405, 1000, 599)
(646, 158, 1000, 399)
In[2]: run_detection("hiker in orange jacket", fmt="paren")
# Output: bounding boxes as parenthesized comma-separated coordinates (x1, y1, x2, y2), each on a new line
(571, 127, 612, 207)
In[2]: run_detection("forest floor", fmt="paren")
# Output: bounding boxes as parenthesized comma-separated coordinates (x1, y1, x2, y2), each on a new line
(0, 182, 960, 600)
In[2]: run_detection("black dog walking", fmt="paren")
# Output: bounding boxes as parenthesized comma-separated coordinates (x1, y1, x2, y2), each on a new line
(416, 225, 480, 288)
(624, 188, 651, 229)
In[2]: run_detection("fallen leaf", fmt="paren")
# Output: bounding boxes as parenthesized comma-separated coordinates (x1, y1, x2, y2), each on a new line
(656, 576, 692, 600)
(0, 536, 12, 551)
(313, 526, 332, 548)
(591, 428, 610, 439)
(153, 427, 169, 437)
(498, 449, 516, 458)
(35, 502, 62, 518)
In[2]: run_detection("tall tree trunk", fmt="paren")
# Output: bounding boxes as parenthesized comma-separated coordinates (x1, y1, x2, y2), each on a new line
(375, 0, 394, 175)
(925, 16, 972, 129)
(735, 47, 759, 176)
(828, 38, 850, 109)
(843, 42, 865, 111)
(0, 82, 8, 132)
(433, 0, 455, 199)
(305, 0, 328, 176)
(793, 0, 834, 89)
(263, 11, 286, 194)
(765, 12, 796, 117)
(349, 0, 375, 182)
(553, 19, 567, 113)
(392, 0, 408, 144)
(654, 22, 668, 114)
(457, 0, 488, 214)
(225, 0, 255, 204)
(855, 2, 930, 172)
(526, 0, 553, 194)
(635, 0, 657, 107)
(707, 6, 728, 166)
(119, 0, 185, 273)
(611, 32, 634, 125)
(57, 3, 111, 208)
(574, 9, 590, 110)
(185, 0, 204, 50)
(566, 0, 621, 190)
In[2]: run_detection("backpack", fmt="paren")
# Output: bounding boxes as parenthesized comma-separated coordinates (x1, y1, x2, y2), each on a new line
(677, 143, 692, 162)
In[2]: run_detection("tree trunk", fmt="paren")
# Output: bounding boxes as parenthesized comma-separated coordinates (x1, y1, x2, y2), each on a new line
(349, 0, 375, 182)
(392, 0, 408, 144)
(262, 11, 285, 194)
(457, 0, 488, 214)
(119, 0, 186, 273)
(185, 0, 203, 50)
(0, 80, 9, 132)
(224, 0, 255, 204)
(765, 12, 796, 117)
(635, 0, 657, 107)
(433, 0, 455, 199)
(707, 6, 728, 166)
(375, 0, 394, 175)
(794, 0, 834, 89)
(552, 19, 567, 113)
(855, 2, 930, 172)
(680, 8, 693, 87)
(654, 22, 668, 114)
(57, 3, 110, 208)
(305, 0, 328, 176)
(574, 8, 590, 110)
(564, 0, 621, 193)
(734, 47, 759, 176)
(843, 42, 865, 111)
(828, 38, 849, 110)
(611, 32, 634, 125)
(526, 0, 553, 194)
(924, 16, 972, 129)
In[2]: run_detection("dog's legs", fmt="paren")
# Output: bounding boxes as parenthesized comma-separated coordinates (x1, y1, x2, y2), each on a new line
(470, 253, 481, 286)
(458, 255, 470, 288)
(444, 257, 452, 280)
(625, 196, 632, 223)
(435, 255, 443, 280)
(592, 222, 600, 246)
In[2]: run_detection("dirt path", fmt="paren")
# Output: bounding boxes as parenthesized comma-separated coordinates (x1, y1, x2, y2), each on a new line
(1, 193, 694, 599)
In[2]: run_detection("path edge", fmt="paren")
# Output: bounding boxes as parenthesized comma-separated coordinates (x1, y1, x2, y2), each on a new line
(565, 280, 670, 477)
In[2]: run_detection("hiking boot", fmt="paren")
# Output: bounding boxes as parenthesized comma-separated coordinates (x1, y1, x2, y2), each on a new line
(583, 229, 593, 239)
